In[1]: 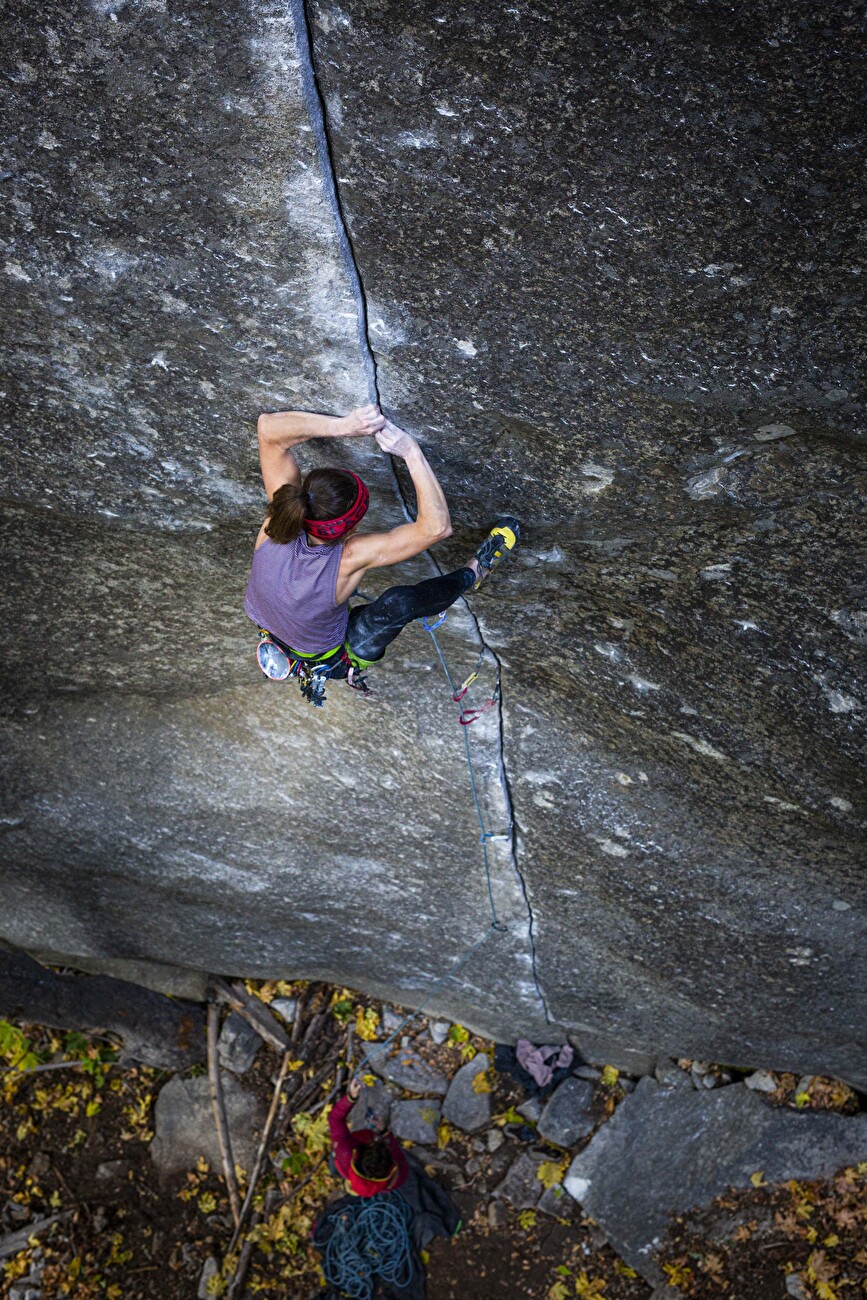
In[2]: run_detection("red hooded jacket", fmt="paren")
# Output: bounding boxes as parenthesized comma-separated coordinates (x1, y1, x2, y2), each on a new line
(328, 1093, 409, 1197)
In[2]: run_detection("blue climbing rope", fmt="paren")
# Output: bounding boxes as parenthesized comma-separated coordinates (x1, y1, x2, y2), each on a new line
(323, 1192, 415, 1299)
(353, 618, 508, 1079)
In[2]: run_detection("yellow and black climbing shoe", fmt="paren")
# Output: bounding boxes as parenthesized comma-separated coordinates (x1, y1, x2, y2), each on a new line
(473, 516, 521, 590)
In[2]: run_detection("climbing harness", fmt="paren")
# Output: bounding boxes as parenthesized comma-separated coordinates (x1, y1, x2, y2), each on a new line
(255, 631, 374, 707)
(322, 1192, 414, 1300)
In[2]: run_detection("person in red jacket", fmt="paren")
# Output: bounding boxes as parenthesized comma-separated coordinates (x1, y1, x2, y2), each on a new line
(328, 1076, 409, 1197)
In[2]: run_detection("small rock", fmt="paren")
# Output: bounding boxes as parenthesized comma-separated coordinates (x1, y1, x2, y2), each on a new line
(381, 1007, 404, 1036)
(390, 1099, 441, 1145)
(95, 1159, 126, 1182)
(197, 1257, 219, 1300)
(487, 1129, 504, 1153)
(702, 1072, 722, 1090)
(537, 1078, 596, 1148)
(785, 1273, 809, 1299)
(572, 1065, 602, 1081)
(755, 422, 797, 442)
(488, 1199, 508, 1228)
(744, 1070, 777, 1093)
(796, 1076, 815, 1096)
(217, 1011, 262, 1075)
(368, 1046, 449, 1096)
(429, 1020, 450, 1045)
(465, 1156, 482, 1177)
(494, 1151, 547, 1209)
(270, 997, 297, 1024)
(655, 1060, 693, 1090)
(471, 1137, 486, 1152)
(539, 1182, 575, 1219)
(442, 1053, 492, 1133)
(516, 1096, 542, 1123)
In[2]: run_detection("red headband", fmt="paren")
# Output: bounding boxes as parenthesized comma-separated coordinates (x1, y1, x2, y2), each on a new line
(304, 472, 369, 540)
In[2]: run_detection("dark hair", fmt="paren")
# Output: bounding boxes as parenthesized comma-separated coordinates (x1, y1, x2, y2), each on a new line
(264, 467, 357, 545)
(354, 1137, 395, 1182)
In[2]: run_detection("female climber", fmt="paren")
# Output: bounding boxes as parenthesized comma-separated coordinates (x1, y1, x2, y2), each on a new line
(244, 403, 519, 697)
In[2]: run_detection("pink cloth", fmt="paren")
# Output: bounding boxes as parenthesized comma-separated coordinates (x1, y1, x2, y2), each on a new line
(515, 1039, 574, 1087)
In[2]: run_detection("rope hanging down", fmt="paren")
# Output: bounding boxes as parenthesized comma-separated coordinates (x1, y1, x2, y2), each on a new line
(354, 615, 508, 1078)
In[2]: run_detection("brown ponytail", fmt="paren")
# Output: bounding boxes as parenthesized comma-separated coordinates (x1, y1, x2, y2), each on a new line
(264, 468, 358, 545)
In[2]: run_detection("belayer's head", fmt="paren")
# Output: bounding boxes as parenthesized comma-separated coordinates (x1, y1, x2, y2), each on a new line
(352, 1135, 396, 1184)
(265, 467, 369, 546)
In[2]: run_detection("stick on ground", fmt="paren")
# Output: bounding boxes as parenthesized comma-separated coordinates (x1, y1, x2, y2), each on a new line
(207, 1000, 242, 1228)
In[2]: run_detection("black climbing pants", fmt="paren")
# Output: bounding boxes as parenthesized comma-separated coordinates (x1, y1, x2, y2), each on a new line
(346, 567, 475, 665)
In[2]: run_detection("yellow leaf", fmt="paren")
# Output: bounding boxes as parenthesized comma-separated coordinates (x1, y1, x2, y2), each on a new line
(420, 1250, 430, 1266)
(106, 1285, 123, 1299)
(355, 1007, 380, 1042)
(86, 1099, 102, 1118)
(199, 1192, 218, 1213)
(750, 1170, 765, 1187)
(548, 1283, 570, 1300)
(815, 1285, 838, 1300)
(287, 1059, 304, 1072)
(794, 1092, 810, 1109)
(436, 1122, 452, 1150)
(613, 1260, 638, 1278)
(536, 1161, 567, 1191)
(472, 1071, 492, 1094)
(362, 1073, 376, 1086)
(600, 1065, 619, 1087)
(517, 1209, 537, 1231)
(574, 1271, 607, 1297)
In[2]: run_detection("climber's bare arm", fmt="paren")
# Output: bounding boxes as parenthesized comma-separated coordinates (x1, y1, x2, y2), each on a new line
(337, 422, 452, 598)
(256, 405, 384, 499)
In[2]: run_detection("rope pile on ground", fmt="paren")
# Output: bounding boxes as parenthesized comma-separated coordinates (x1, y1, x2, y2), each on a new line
(322, 1191, 415, 1299)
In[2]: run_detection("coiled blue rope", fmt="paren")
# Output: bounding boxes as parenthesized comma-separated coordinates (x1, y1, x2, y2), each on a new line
(323, 1192, 414, 1299)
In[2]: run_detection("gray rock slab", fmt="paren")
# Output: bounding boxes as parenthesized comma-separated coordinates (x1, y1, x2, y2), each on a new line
(390, 1099, 441, 1145)
(368, 1046, 449, 1097)
(655, 1060, 694, 1090)
(270, 998, 298, 1025)
(564, 1079, 867, 1283)
(493, 1151, 548, 1210)
(150, 1075, 264, 1179)
(218, 1012, 262, 1075)
(442, 1054, 491, 1133)
(349, 1080, 395, 1131)
(537, 1078, 596, 1148)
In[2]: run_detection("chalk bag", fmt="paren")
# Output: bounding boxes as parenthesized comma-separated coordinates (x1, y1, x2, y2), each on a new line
(256, 637, 292, 681)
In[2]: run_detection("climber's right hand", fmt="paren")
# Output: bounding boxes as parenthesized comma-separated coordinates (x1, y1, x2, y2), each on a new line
(343, 404, 386, 438)
(375, 419, 418, 458)
(347, 1076, 361, 1100)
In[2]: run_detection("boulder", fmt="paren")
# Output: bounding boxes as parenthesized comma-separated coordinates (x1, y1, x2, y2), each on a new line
(150, 1075, 264, 1179)
(367, 1046, 449, 1097)
(217, 1012, 262, 1075)
(564, 1079, 867, 1283)
(537, 1078, 596, 1148)
(493, 1151, 548, 1210)
(349, 1080, 395, 1131)
(390, 1099, 441, 1146)
(442, 1053, 492, 1133)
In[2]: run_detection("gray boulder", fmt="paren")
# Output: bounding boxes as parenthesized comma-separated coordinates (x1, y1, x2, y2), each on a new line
(493, 1150, 548, 1209)
(390, 1099, 441, 1145)
(537, 1078, 596, 1147)
(349, 1080, 395, 1131)
(217, 1011, 263, 1075)
(442, 1053, 491, 1133)
(367, 1046, 449, 1096)
(150, 1074, 264, 1179)
(564, 1078, 867, 1284)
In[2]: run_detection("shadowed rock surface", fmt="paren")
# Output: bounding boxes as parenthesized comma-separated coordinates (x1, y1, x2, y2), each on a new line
(1, 1, 865, 1083)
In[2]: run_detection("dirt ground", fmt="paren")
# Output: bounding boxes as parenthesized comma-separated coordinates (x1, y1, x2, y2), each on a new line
(1, 988, 864, 1300)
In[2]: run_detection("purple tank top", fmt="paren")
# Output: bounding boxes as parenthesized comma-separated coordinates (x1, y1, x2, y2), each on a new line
(244, 534, 349, 654)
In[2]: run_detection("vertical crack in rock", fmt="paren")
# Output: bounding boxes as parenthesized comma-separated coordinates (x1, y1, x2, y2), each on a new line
(289, 0, 553, 1028)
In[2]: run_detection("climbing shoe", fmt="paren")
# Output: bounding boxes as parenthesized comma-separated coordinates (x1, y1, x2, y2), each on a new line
(473, 516, 521, 590)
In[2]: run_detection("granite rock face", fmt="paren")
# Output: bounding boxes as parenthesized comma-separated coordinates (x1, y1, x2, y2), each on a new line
(1, 1, 865, 1084)
(564, 1078, 867, 1282)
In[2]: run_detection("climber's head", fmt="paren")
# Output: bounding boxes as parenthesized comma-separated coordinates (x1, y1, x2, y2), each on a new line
(352, 1135, 396, 1183)
(265, 468, 369, 546)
